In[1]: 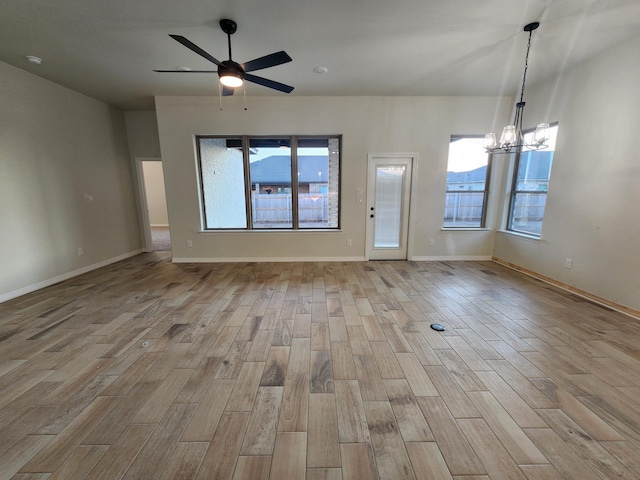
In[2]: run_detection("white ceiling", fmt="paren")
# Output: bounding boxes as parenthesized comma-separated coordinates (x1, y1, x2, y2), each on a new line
(2, 0, 639, 110)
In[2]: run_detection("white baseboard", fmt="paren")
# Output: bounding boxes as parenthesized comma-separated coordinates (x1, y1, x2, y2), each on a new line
(172, 256, 368, 263)
(0, 249, 143, 304)
(410, 255, 493, 261)
(172, 255, 492, 263)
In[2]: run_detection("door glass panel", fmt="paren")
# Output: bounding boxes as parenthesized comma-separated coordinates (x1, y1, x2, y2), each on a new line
(374, 165, 405, 248)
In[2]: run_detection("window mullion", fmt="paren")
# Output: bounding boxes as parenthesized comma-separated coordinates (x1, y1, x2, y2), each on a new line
(242, 136, 253, 229)
(291, 136, 299, 229)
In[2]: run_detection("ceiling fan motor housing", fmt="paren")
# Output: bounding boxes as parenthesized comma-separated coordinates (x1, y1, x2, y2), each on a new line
(218, 60, 244, 80)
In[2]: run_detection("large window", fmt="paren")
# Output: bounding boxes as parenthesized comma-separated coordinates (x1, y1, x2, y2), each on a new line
(507, 125, 558, 236)
(197, 136, 340, 230)
(443, 136, 491, 228)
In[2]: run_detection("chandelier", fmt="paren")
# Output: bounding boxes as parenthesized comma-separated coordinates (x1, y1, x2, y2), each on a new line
(484, 22, 550, 154)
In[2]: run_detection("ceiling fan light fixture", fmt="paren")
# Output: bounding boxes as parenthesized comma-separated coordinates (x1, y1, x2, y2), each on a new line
(220, 73, 243, 87)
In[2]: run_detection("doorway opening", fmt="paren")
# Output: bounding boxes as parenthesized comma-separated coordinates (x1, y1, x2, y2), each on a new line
(137, 158, 171, 252)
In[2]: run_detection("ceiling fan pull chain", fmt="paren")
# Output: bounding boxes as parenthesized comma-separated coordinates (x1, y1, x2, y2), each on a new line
(243, 84, 248, 111)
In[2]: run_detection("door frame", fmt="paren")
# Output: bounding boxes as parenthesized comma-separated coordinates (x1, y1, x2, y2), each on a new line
(135, 156, 163, 253)
(365, 153, 418, 260)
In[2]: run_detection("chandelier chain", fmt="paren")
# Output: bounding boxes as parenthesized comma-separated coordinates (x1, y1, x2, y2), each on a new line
(519, 30, 533, 104)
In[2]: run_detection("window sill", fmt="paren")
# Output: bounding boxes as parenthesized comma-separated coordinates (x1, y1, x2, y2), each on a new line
(199, 229, 343, 234)
(497, 229, 542, 242)
(441, 227, 490, 232)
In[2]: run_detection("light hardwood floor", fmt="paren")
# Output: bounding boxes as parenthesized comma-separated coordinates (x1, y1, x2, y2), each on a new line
(2, 252, 640, 479)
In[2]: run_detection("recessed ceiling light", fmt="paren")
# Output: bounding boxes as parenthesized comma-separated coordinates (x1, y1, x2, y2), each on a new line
(26, 55, 43, 65)
(313, 66, 328, 74)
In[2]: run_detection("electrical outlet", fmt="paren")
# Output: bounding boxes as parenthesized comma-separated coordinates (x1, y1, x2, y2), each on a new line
(187, 240, 193, 248)
(429, 238, 435, 246)
(564, 258, 573, 269)
(77, 247, 83, 256)
(347, 239, 352, 247)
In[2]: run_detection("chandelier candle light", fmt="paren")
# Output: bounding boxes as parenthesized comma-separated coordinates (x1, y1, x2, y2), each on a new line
(484, 22, 550, 154)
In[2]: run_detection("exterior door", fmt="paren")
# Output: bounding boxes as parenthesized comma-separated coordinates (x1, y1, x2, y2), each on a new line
(366, 155, 414, 260)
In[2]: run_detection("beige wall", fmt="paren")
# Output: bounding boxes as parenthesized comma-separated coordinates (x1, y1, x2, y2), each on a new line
(0, 61, 141, 301)
(492, 35, 640, 312)
(154, 95, 512, 262)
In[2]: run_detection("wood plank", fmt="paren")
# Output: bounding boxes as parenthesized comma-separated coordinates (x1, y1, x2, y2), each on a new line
(288, 338, 310, 375)
(307, 394, 341, 468)
(405, 442, 453, 480)
(240, 386, 284, 455)
(524, 428, 604, 480)
(20, 396, 119, 473)
(278, 373, 309, 432)
(465, 391, 547, 464)
(340, 443, 377, 480)
(47, 445, 108, 480)
(122, 403, 197, 479)
(364, 401, 416, 480)
(181, 378, 235, 441)
(269, 432, 307, 480)
(353, 355, 388, 401)
(334, 380, 370, 443)
(225, 362, 265, 412)
(457, 418, 528, 480)
(83, 424, 156, 480)
(384, 379, 434, 441)
(232, 456, 271, 480)
(0, 435, 54, 480)
(157, 442, 208, 480)
(395, 353, 438, 397)
(195, 412, 251, 480)
(132, 368, 191, 423)
(370, 341, 404, 379)
(260, 346, 290, 386)
(416, 396, 485, 476)
(310, 350, 334, 393)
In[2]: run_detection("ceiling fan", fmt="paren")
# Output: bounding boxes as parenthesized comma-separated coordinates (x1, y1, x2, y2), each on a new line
(154, 19, 294, 95)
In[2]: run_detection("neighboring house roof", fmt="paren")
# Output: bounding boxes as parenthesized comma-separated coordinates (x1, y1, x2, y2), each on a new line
(250, 155, 328, 184)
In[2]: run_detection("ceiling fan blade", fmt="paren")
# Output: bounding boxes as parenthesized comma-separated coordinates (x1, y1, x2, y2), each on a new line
(222, 86, 235, 96)
(242, 51, 292, 72)
(153, 70, 218, 73)
(244, 73, 294, 93)
(169, 34, 222, 66)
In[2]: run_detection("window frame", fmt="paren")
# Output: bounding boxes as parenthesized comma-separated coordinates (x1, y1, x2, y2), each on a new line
(196, 134, 342, 231)
(506, 123, 558, 237)
(442, 135, 492, 229)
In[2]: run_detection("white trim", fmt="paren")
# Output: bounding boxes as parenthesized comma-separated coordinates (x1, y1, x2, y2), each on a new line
(173, 256, 367, 263)
(0, 249, 143, 304)
(410, 255, 493, 261)
(497, 229, 542, 242)
(441, 228, 491, 232)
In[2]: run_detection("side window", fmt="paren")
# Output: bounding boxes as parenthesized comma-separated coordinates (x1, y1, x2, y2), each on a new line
(507, 125, 558, 236)
(444, 136, 491, 228)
